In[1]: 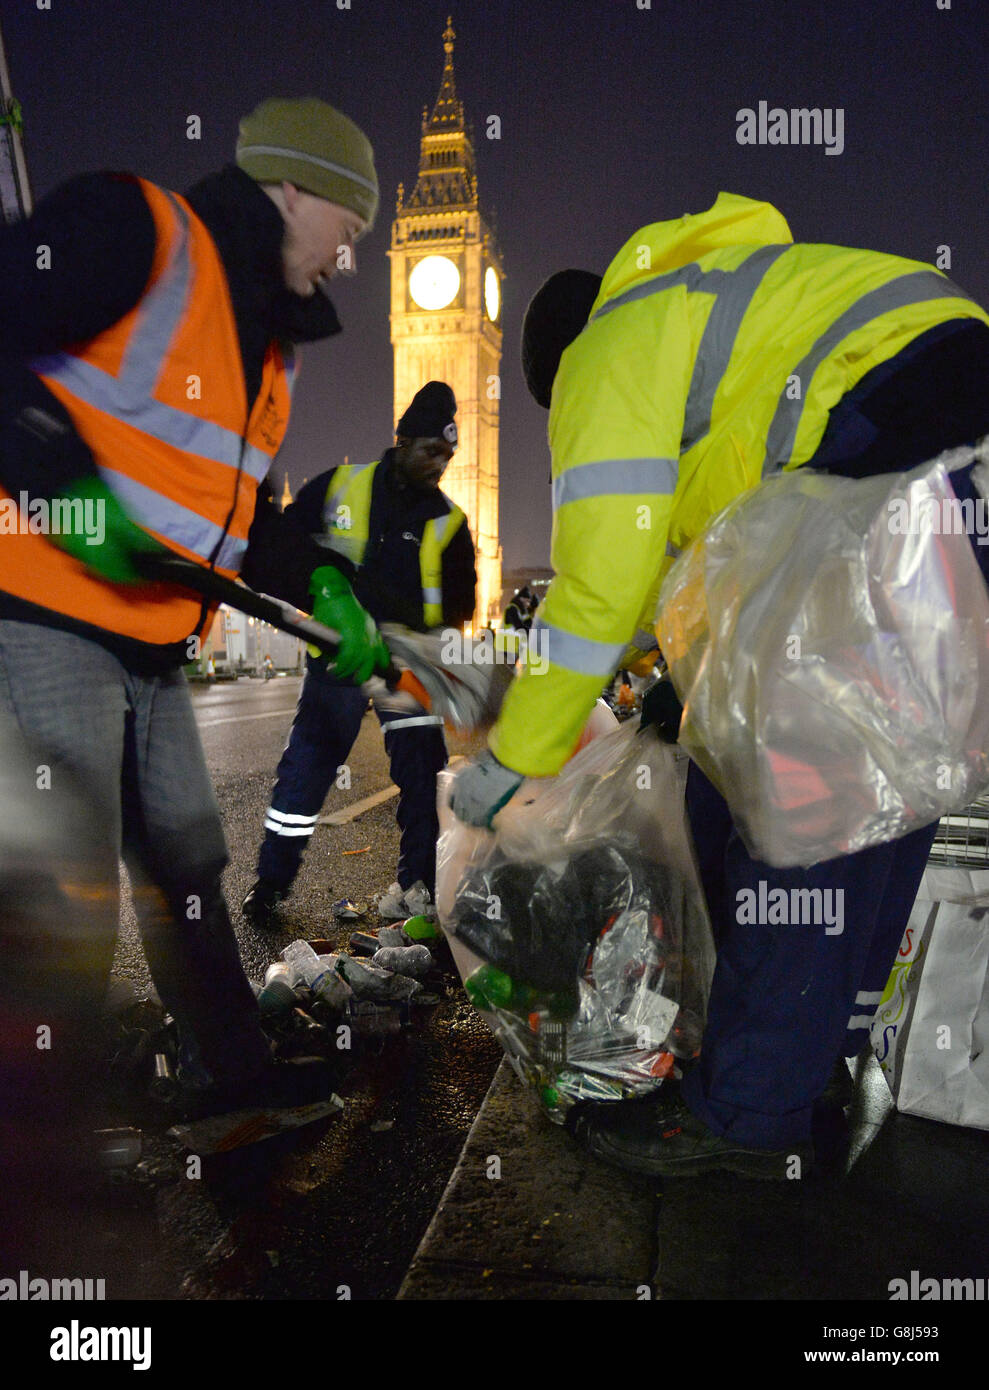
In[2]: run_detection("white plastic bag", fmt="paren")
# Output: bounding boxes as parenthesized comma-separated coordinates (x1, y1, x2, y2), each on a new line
(871, 865, 989, 1129)
(657, 444, 989, 867)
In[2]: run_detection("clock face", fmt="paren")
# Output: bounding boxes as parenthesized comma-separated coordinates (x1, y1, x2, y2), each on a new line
(409, 255, 460, 311)
(484, 266, 500, 322)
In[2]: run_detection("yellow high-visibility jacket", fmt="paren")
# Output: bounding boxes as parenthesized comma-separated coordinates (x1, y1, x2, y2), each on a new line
(490, 192, 989, 777)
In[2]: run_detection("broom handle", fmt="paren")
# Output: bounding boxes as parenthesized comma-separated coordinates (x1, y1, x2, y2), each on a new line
(134, 552, 412, 690)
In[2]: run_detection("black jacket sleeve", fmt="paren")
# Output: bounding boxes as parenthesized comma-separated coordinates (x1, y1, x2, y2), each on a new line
(0, 172, 156, 498)
(240, 477, 354, 611)
(441, 517, 478, 628)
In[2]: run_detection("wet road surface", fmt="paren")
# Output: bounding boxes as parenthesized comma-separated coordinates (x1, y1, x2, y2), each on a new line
(97, 674, 502, 1300)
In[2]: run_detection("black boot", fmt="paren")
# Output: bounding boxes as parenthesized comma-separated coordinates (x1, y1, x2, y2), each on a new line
(242, 879, 289, 931)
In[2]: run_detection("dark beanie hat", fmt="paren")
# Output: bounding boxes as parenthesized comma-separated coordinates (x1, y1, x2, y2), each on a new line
(397, 381, 458, 446)
(521, 269, 603, 409)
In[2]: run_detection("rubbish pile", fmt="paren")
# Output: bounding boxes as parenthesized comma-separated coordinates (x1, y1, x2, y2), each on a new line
(438, 723, 716, 1124)
(266, 921, 445, 1040)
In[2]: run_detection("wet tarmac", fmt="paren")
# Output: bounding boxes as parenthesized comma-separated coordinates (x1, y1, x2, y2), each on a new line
(94, 675, 502, 1299)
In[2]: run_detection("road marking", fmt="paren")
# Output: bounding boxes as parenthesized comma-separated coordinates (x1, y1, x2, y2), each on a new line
(320, 787, 398, 825)
(196, 708, 298, 728)
(319, 756, 464, 826)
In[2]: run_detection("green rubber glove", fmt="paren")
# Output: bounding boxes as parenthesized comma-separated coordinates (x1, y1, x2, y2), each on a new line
(49, 475, 166, 584)
(308, 565, 391, 684)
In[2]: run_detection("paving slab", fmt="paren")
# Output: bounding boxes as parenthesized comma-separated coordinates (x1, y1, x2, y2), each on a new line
(399, 1059, 659, 1299)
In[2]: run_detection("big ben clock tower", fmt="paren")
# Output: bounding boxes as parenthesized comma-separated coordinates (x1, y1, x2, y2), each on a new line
(389, 17, 503, 627)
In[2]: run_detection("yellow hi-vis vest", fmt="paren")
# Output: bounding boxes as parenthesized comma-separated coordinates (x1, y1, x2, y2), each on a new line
(489, 191, 989, 778)
(320, 459, 466, 627)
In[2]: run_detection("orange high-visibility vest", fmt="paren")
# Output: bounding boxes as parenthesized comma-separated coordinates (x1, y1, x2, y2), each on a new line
(1, 177, 294, 646)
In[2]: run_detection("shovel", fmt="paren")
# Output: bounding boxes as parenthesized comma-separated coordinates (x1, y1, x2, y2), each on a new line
(137, 552, 512, 733)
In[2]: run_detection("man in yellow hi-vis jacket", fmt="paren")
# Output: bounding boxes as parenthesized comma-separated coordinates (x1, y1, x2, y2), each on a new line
(451, 192, 989, 1178)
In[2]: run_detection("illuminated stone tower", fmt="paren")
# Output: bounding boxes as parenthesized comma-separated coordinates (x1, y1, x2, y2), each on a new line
(389, 17, 503, 626)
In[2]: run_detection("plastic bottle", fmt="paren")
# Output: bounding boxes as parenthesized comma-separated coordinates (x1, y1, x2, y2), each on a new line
(256, 960, 299, 1015)
(281, 941, 353, 1009)
(376, 925, 410, 949)
(464, 964, 570, 1018)
(281, 939, 321, 984)
(402, 914, 442, 943)
(371, 944, 433, 979)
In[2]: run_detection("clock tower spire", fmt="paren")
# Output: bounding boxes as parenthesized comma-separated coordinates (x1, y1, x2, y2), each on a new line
(389, 17, 503, 628)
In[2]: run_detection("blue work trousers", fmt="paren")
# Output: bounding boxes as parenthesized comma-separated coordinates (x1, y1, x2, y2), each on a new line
(681, 318, 989, 1148)
(681, 765, 938, 1148)
(258, 660, 447, 895)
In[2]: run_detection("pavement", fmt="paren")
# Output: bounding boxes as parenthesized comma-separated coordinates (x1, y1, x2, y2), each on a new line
(400, 1048, 989, 1305)
(18, 675, 988, 1313)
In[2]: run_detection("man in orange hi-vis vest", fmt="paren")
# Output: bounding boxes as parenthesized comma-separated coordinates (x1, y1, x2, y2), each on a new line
(0, 99, 389, 1152)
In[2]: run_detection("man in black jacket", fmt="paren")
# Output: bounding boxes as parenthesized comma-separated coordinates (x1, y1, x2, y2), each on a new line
(0, 97, 387, 1132)
(244, 381, 477, 929)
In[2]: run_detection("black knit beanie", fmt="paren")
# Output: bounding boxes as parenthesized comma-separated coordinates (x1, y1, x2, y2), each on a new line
(521, 269, 603, 409)
(396, 381, 458, 445)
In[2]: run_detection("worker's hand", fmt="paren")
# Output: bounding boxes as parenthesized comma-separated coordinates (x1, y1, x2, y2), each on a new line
(449, 748, 525, 828)
(640, 675, 684, 743)
(48, 475, 168, 584)
(308, 565, 391, 684)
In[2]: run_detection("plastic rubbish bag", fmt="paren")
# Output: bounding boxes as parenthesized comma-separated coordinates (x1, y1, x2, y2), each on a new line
(438, 724, 715, 1122)
(657, 443, 989, 868)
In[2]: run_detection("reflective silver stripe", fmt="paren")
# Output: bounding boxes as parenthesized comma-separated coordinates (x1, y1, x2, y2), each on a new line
(431, 511, 453, 544)
(264, 807, 320, 839)
(236, 144, 379, 196)
(264, 818, 317, 837)
(266, 809, 319, 825)
(284, 350, 298, 396)
(553, 456, 678, 509)
(855, 990, 884, 1005)
(532, 616, 626, 677)
(680, 245, 790, 453)
(422, 586, 443, 603)
(590, 262, 737, 322)
(242, 444, 276, 483)
(762, 270, 973, 476)
(33, 353, 263, 475)
(379, 715, 445, 734)
(846, 1014, 875, 1030)
(120, 192, 191, 392)
(98, 467, 245, 568)
(32, 190, 271, 482)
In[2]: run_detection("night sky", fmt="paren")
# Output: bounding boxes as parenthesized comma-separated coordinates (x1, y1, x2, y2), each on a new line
(5, 0, 987, 568)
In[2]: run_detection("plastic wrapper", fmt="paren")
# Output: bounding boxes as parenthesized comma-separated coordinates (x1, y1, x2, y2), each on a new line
(438, 724, 715, 1122)
(657, 444, 989, 867)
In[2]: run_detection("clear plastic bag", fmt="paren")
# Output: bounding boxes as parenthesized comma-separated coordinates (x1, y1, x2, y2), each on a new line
(438, 724, 715, 1122)
(657, 445, 989, 868)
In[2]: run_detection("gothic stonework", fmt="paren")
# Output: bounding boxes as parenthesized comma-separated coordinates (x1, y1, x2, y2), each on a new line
(388, 16, 503, 628)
